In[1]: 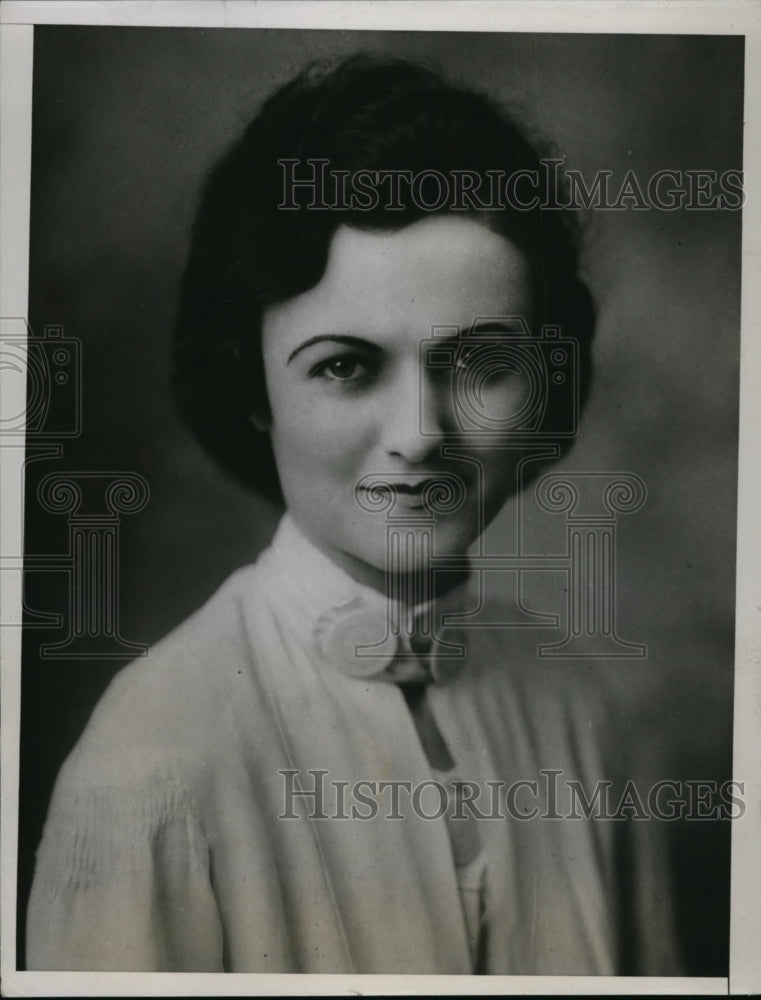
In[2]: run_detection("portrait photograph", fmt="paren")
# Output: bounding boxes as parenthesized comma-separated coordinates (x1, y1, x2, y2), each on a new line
(0, 1, 759, 996)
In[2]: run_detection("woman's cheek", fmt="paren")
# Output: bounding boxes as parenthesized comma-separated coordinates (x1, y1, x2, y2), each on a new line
(310, 405, 375, 466)
(276, 419, 367, 496)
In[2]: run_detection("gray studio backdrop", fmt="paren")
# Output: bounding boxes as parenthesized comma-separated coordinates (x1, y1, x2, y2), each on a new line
(20, 27, 742, 973)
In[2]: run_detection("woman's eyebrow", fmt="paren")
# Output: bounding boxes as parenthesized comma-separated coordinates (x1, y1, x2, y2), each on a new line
(286, 334, 380, 365)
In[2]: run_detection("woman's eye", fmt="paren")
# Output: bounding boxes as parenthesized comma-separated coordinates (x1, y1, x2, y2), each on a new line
(311, 354, 374, 382)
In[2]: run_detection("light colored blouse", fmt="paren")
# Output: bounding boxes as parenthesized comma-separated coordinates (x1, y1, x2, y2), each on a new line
(26, 515, 679, 974)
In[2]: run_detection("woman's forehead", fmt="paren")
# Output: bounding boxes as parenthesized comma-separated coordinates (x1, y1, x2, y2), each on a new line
(263, 217, 532, 352)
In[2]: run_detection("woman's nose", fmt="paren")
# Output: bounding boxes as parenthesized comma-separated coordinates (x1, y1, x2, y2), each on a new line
(380, 367, 450, 463)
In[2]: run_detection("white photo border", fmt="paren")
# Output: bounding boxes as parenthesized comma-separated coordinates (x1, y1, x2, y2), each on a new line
(1, 1, 759, 996)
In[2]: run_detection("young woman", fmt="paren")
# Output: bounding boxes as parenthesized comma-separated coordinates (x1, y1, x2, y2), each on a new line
(26, 55, 680, 975)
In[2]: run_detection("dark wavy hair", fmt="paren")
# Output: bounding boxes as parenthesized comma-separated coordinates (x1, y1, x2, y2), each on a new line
(172, 54, 595, 502)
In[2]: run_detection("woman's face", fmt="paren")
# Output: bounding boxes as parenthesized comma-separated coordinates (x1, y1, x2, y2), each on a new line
(261, 215, 533, 589)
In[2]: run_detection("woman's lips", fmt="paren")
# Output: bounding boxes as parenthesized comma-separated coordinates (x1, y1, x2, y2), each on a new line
(388, 481, 430, 494)
(355, 472, 474, 513)
(358, 478, 443, 508)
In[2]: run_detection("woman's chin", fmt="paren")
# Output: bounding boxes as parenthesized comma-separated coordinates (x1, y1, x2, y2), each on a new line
(326, 519, 477, 588)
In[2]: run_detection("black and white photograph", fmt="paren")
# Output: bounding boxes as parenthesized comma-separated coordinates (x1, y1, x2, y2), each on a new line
(0, 1, 759, 994)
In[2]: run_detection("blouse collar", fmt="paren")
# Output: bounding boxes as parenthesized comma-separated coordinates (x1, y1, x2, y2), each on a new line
(257, 514, 469, 685)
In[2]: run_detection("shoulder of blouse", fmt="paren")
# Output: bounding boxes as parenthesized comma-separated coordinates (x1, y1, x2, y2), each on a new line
(27, 563, 271, 957)
(55, 563, 263, 797)
(459, 597, 613, 764)
(460, 595, 599, 691)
